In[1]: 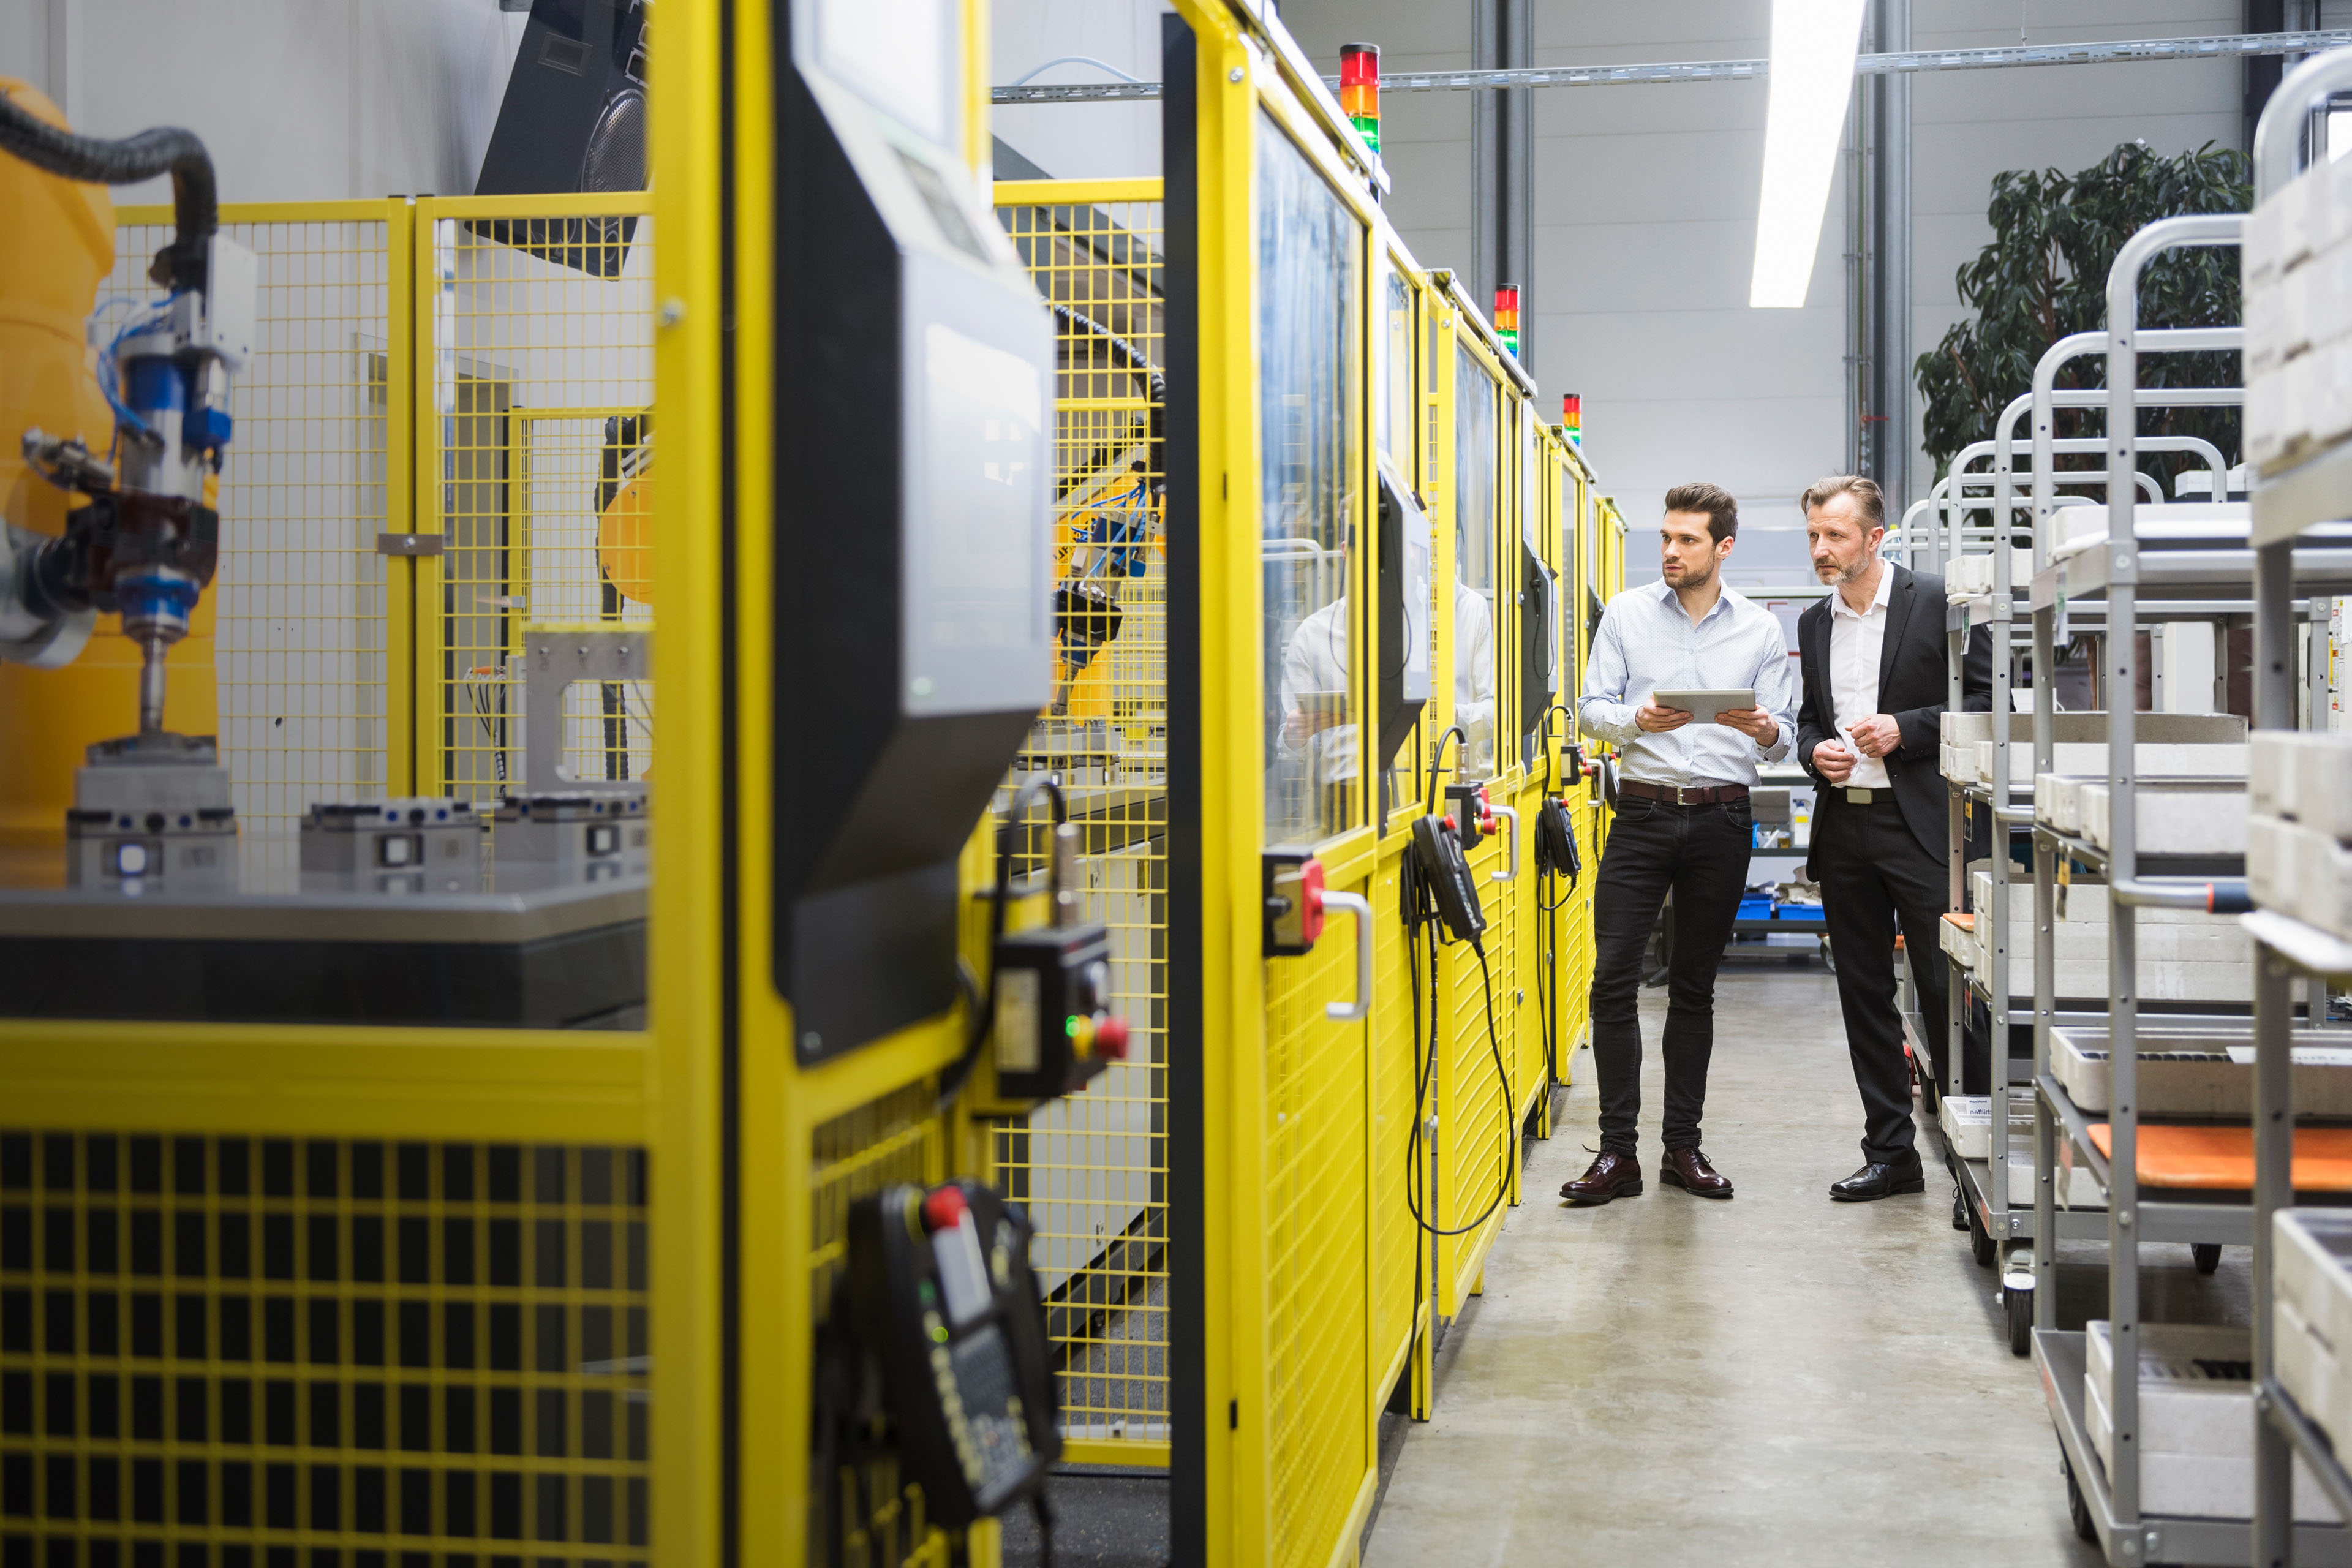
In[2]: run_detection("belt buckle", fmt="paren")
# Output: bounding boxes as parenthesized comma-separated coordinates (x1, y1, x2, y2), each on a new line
(1675, 784, 1695, 806)
(1849, 786, 1874, 804)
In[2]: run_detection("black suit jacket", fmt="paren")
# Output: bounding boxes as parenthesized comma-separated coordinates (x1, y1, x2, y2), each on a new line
(1795, 564, 1993, 861)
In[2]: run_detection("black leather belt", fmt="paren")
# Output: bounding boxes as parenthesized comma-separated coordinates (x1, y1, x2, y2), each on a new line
(1619, 780, 1750, 806)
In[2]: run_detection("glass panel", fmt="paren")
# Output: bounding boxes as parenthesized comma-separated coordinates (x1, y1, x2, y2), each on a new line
(1258, 116, 1364, 846)
(1452, 341, 1498, 781)
(1378, 262, 1412, 464)
(1380, 261, 1420, 812)
(0, 206, 654, 1032)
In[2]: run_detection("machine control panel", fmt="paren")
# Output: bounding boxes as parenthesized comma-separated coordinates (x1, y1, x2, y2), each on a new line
(1409, 812, 1487, 945)
(837, 1180, 1060, 1531)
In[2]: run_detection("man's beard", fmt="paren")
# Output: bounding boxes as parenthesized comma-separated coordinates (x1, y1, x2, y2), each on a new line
(1668, 556, 1717, 591)
(1813, 554, 1863, 585)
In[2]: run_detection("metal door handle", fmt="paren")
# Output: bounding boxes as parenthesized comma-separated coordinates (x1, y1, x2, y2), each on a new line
(1487, 804, 1520, 882)
(1321, 889, 1372, 1022)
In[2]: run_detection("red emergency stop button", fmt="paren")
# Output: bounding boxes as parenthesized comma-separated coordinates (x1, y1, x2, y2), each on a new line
(921, 1185, 967, 1233)
(1095, 1016, 1131, 1060)
(1299, 858, 1327, 944)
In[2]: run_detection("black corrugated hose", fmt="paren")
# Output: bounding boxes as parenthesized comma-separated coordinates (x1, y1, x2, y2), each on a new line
(0, 88, 217, 291)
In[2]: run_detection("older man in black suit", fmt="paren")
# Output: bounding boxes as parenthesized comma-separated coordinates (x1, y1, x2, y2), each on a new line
(1795, 475, 1992, 1202)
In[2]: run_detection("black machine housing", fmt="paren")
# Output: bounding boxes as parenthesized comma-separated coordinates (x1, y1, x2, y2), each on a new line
(992, 919, 1116, 1101)
(1408, 813, 1485, 946)
(769, 10, 1057, 1061)
(1518, 540, 1559, 768)
(834, 1181, 1059, 1532)
(1376, 454, 1433, 777)
(472, 0, 648, 277)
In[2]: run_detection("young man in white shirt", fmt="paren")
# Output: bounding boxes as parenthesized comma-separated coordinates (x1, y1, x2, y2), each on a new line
(1562, 483, 1799, 1204)
(1794, 475, 1991, 1201)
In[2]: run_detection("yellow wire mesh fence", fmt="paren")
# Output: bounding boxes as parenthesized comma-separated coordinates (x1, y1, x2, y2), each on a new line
(989, 184, 1170, 1461)
(108, 207, 398, 879)
(423, 199, 654, 806)
(0, 1130, 652, 1567)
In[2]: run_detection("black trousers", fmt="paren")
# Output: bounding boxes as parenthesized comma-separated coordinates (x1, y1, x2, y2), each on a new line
(1810, 793, 1949, 1167)
(1586, 794, 1752, 1155)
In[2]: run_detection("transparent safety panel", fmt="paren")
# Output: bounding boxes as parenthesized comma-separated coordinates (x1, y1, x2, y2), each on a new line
(1452, 341, 1498, 782)
(1378, 260, 1420, 808)
(1257, 116, 1363, 847)
(0, 203, 654, 1033)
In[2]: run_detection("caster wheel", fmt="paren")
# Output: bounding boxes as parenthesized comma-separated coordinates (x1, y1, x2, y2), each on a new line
(1968, 1202, 1996, 1268)
(2063, 1455, 2097, 1542)
(2006, 1284, 2033, 1357)
(1951, 1185, 1969, 1233)
(2193, 1242, 2222, 1275)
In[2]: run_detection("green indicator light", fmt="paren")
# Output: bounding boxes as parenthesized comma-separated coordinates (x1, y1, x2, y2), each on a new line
(1350, 115, 1380, 153)
(1065, 1015, 1081, 1037)
(931, 1324, 950, 1344)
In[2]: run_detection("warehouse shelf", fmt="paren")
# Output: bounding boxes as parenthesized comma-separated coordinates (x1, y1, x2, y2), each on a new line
(2037, 1329, 2352, 1566)
(2266, 1378, 2352, 1527)
(2253, 438, 2352, 548)
(2245, 52, 2352, 1561)
(2031, 536, 2352, 611)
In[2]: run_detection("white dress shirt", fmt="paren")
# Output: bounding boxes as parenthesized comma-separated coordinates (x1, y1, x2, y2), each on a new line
(1280, 579, 1495, 783)
(1578, 578, 1797, 788)
(1827, 565, 1894, 789)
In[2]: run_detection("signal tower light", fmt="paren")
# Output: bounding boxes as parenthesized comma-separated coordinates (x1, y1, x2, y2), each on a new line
(1494, 284, 1520, 357)
(1562, 393, 1582, 450)
(1340, 43, 1381, 154)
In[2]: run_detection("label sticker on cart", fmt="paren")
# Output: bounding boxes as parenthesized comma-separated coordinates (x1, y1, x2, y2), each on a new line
(2225, 1046, 2352, 1066)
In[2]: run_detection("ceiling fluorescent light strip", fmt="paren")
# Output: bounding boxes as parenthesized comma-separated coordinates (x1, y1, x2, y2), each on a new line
(1749, 0, 1868, 309)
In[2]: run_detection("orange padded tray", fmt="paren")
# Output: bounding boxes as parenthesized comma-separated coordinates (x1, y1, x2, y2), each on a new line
(2085, 1124, 2352, 1191)
(1942, 913, 1976, 932)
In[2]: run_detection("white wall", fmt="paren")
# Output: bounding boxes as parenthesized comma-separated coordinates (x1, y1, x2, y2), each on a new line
(1275, 0, 2252, 587)
(1912, 1, 2241, 510)
(0, 0, 526, 203)
(991, 0, 1171, 179)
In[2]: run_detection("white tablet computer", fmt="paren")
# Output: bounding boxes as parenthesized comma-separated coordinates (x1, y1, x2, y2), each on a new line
(1651, 689, 1757, 725)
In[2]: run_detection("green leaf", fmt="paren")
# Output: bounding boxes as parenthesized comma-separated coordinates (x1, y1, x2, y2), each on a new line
(1915, 140, 2245, 496)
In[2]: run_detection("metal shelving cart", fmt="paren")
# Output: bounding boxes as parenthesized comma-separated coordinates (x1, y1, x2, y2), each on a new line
(1937, 388, 2252, 1324)
(2247, 45, 2352, 1567)
(2024, 187, 2352, 1562)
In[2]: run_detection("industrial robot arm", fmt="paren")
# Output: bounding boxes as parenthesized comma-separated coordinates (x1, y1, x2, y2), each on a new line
(0, 95, 252, 735)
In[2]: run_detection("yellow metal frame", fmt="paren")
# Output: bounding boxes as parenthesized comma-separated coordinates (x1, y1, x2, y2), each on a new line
(8, 7, 1627, 1566)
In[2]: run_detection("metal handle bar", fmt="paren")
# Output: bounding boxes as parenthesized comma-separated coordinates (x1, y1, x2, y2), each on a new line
(1322, 890, 1373, 1022)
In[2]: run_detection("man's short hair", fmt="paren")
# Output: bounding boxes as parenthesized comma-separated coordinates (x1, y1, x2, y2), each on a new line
(1800, 473, 1886, 530)
(1662, 482, 1738, 544)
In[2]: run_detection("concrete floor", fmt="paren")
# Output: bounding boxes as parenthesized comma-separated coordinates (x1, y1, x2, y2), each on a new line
(1360, 959, 2141, 1568)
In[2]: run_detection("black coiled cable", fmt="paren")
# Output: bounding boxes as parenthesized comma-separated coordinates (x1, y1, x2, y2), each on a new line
(0, 88, 217, 291)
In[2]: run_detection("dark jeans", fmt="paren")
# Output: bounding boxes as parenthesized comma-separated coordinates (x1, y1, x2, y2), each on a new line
(1587, 793, 1753, 1155)
(1811, 794, 1948, 1167)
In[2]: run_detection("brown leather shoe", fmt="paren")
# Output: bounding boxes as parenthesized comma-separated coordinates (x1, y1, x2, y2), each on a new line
(1660, 1147, 1733, 1199)
(1559, 1148, 1643, 1205)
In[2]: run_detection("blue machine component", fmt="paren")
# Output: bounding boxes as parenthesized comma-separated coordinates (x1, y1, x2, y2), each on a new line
(188, 402, 233, 449)
(114, 571, 201, 637)
(124, 355, 186, 417)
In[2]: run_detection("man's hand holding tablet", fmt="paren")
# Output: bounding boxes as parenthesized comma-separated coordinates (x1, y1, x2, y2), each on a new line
(1645, 688, 1779, 747)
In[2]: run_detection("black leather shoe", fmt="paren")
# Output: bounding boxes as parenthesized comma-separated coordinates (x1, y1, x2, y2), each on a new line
(1830, 1161, 1927, 1202)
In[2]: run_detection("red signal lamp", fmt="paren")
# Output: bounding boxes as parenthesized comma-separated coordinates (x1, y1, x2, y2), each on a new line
(1340, 43, 1381, 154)
(1494, 284, 1520, 357)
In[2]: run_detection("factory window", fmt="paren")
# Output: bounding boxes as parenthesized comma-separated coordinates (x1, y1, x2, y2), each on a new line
(1257, 114, 1364, 846)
